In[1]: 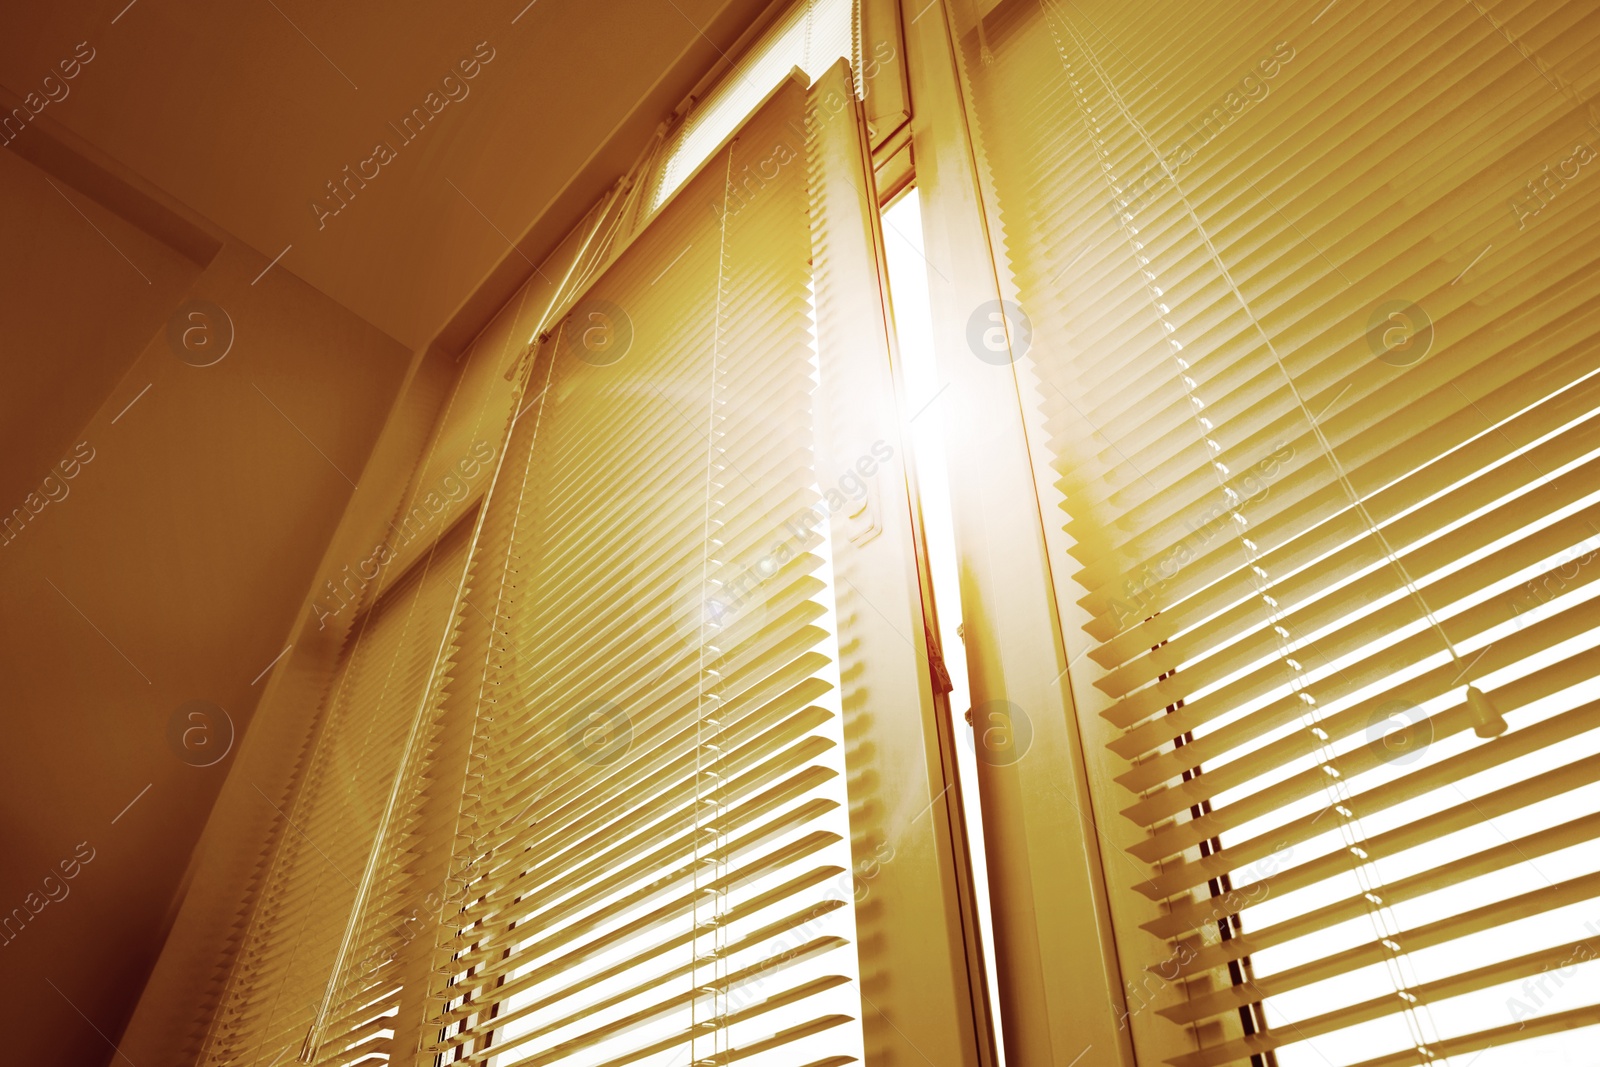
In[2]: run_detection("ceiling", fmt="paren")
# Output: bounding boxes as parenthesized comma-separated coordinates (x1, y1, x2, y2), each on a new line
(0, 0, 775, 352)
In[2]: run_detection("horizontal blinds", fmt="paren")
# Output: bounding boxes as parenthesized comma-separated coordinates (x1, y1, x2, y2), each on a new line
(959, 0, 1600, 1064)
(303, 503, 496, 1067)
(417, 76, 866, 1067)
(197, 518, 473, 1067)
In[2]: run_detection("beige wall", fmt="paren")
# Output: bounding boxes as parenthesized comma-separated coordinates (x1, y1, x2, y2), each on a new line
(0, 147, 411, 1067)
(0, 146, 201, 511)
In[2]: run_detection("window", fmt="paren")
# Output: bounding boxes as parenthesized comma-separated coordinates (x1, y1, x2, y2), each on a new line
(124, 3, 1600, 1066)
(651, 0, 854, 208)
(418, 77, 866, 1067)
(944, 0, 1600, 1064)
(163, 18, 993, 1067)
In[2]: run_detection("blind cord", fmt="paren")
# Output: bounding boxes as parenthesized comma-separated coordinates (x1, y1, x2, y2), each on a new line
(690, 140, 739, 1066)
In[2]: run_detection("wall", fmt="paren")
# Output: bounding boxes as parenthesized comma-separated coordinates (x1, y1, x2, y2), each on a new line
(0, 144, 411, 1067)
